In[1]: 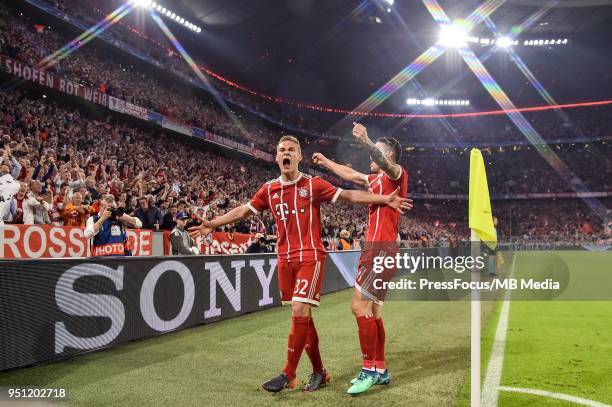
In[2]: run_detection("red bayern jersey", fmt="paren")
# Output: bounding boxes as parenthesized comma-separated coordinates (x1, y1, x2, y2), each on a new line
(364, 166, 408, 242)
(248, 172, 342, 262)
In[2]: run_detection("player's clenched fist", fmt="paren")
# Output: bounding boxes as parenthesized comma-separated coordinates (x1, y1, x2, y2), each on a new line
(352, 122, 370, 144)
(312, 152, 328, 168)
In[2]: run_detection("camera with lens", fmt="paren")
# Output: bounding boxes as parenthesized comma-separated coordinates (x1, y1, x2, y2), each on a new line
(110, 207, 125, 221)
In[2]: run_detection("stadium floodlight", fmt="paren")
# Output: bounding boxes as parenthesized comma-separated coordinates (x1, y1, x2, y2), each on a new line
(423, 98, 435, 105)
(562, 38, 568, 44)
(544, 39, 549, 45)
(151, 2, 156, 8)
(524, 40, 529, 46)
(132, 0, 151, 7)
(439, 24, 468, 48)
(497, 36, 513, 48)
(197, 27, 202, 33)
(156, 5, 162, 11)
(375, 16, 382, 23)
(179, 18, 185, 24)
(161, 7, 166, 13)
(387, 7, 392, 13)
(385, 0, 394, 5)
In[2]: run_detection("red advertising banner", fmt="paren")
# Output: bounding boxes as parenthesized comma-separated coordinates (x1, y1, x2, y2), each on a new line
(0, 225, 152, 259)
(163, 231, 255, 255)
(0, 56, 108, 106)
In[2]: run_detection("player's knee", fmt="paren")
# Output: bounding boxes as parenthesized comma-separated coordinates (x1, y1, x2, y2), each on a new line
(351, 298, 367, 316)
(291, 301, 310, 317)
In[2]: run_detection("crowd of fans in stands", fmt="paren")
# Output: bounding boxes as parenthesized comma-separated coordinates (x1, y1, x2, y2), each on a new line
(1, 3, 611, 151)
(1, 90, 608, 246)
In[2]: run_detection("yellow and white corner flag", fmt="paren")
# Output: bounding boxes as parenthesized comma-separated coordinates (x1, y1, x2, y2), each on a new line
(469, 148, 497, 249)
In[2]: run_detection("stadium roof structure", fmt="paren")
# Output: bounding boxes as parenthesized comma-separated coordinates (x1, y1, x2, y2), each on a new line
(128, 0, 612, 112)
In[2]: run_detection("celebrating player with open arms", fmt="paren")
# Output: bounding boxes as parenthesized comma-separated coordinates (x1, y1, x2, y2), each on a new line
(313, 122, 409, 395)
(189, 135, 412, 393)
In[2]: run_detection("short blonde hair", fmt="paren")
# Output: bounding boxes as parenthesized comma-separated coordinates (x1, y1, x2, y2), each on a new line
(277, 135, 300, 150)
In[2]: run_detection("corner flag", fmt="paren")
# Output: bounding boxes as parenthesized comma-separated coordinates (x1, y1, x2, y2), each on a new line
(469, 148, 497, 249)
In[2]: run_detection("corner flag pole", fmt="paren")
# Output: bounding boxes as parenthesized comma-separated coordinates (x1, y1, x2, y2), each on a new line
(469, 148, 498, 407)
(470, 229, 481, 407)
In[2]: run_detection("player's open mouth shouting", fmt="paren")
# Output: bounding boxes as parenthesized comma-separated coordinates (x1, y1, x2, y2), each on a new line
(282, 156, 291, 169)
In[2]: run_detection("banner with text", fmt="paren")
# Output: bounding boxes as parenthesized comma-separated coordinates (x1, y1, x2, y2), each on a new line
(0, 253, 356, 370)
(163, 231, 255, 255)
(0, 224, 153, 259)
(0, 55, 108, 106)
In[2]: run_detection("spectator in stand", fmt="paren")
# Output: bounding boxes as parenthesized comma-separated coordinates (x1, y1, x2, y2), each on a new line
(161, 204, 178, 231)
(249, 215, 266, 234)
(336, 229, 352, 251)
(23, 180, 51, 225)
(61, 191, 90, 227)
(170, 212, 200, 255)
(134, 196, 163, 230)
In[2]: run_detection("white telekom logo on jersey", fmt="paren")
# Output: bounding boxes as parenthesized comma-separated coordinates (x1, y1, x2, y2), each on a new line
(275, 203, 289, 221)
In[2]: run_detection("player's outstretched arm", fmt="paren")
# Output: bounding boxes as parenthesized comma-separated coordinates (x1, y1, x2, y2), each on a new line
(312, 152, 368, 188)
(188, 204, 253, 239)
(352, 122, 401, 180)
(339, 187, 413, 214)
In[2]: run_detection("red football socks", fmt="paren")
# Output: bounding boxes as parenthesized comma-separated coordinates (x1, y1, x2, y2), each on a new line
(374, 317, 386, 371)
(356, 314, 378, 370)
(304, 317, 324, 373)
(283, 316, 310, 378)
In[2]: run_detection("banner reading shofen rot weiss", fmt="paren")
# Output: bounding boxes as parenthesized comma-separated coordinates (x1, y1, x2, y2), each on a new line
(0, 55, 108, 106)
(163, 231, 255, 255)
(0, 224, 152, 258)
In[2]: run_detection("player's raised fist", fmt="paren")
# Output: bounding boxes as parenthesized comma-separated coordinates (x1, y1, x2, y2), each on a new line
(312, 152, 328, 167)
(352, 122, 370, 144)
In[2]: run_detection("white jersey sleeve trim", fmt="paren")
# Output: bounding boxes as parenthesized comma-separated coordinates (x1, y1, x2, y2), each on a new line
(332, 188, 343, 204)
(246, 202, 260, 215)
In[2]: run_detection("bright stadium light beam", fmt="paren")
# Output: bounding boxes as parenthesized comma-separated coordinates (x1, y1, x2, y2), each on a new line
(132, 0, 151, 8)
(150, 11, 248, 140)
(325, 0, 504, 134)
(438, 24, 468, 48)
(496, 36, 513, 48)
(38, 2, 134, 70)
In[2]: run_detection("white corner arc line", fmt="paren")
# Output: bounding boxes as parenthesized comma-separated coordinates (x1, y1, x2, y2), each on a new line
(481, 253, 517, 407)
(499, 387, 612, 407)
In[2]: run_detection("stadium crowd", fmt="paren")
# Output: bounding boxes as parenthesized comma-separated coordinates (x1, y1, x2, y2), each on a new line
(1, 3, 611, 150)
(1, 89, 608, 247)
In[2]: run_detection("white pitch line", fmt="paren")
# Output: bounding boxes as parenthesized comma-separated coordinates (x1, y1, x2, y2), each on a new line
(481, 252, 517, 407)
(499, 386, 612, 407)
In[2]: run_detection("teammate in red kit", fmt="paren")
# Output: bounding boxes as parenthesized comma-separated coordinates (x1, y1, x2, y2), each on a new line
(313, 122, 409, 395)
(189, 135, 412, 393)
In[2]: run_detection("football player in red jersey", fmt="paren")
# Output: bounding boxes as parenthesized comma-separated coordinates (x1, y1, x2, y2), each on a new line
(312, 122, 409, 395)
(189, 135, 412, 393)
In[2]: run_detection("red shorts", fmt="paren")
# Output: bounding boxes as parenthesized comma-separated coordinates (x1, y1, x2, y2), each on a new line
(278, 259, 325, 307)
(355, 244, 399, 304)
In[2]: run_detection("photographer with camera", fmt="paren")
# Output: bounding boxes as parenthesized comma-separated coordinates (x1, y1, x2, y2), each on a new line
(84, 194, 142, 257)
(246, 233, 272, 254)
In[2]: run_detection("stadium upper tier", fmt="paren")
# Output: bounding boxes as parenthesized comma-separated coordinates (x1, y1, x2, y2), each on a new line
(1, 0, 610, 147)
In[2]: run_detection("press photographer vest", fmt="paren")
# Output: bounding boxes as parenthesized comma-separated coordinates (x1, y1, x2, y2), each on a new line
(91, 215, 131, 257)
